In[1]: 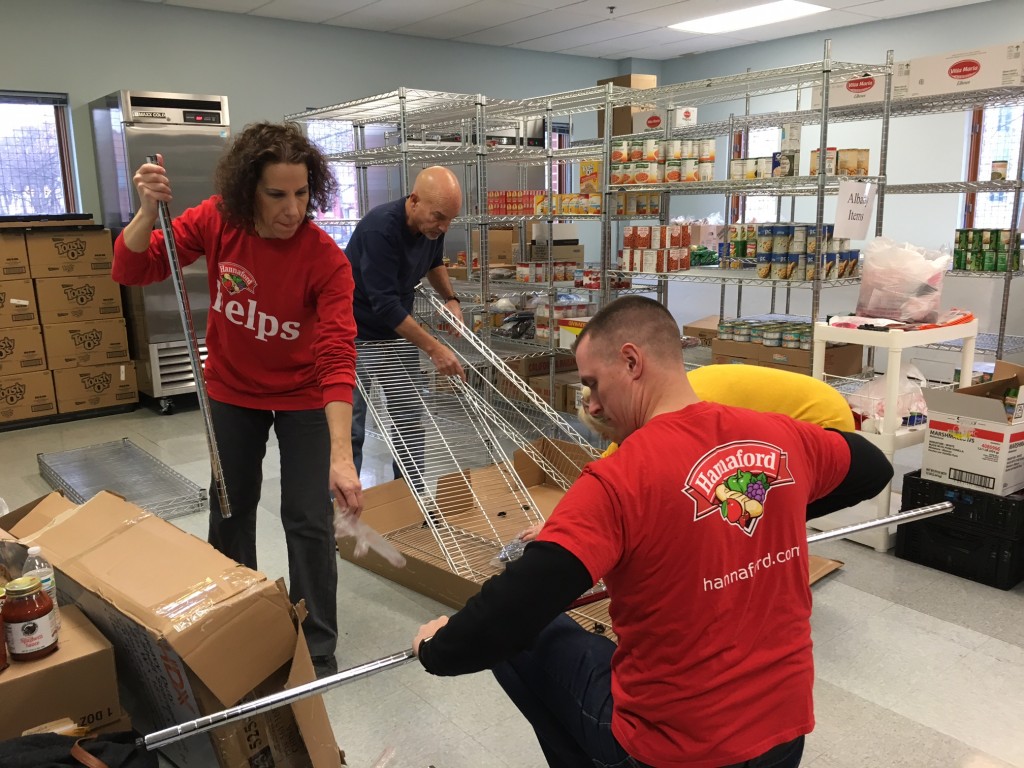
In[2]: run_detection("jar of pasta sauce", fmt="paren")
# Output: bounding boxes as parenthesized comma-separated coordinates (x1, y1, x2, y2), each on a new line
(2, 576, 58, 662)
(0, 586, 7, 672)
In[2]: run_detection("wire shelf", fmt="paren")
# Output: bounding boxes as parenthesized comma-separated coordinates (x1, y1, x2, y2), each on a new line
(619, 175, 884, 197)
(37, 438, 207, 520)
(946, 269, 1023, 280)
(924, 332, 1024, 356)
(886, 180, 1022, 195)
(611, 267, 860, 288)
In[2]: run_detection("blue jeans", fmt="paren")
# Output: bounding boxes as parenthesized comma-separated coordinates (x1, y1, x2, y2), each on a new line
(492, 614, 804, 768)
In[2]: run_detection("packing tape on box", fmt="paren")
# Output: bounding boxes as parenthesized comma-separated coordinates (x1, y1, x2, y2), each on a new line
(152, 571, 265, 633)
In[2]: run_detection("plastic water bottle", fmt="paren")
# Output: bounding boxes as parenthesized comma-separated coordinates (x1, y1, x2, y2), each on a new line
(22, 546, 60, 632)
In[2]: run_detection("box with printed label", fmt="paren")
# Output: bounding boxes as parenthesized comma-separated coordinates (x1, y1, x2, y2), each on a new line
(904, 41, 1023, 98)
(42, 318, 130, 369)
(1, 231, 30, 278)
(0, 369, 56, 424)
(0, 324, 47, 376)
(921, 361, 1024, 496)
(0, 279, 39, 328)
(33, 276, 123, 323)
(811, 67, 911, 107)
(5, 491, 343, 768)
(632, 106, 697, 133)
(757, 343, 863, 376)
(596, 74, 658, 137)
(52, 362, 138, 414)
(26, 228, 114, 277)
(0, 605, 121, 740)
(684, 315, 731, 347)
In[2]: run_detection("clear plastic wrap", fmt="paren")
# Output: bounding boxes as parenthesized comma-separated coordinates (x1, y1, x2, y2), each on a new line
(855, 238, 952, 323)
(333, 503, 407, 568)
(846, 362, 928, 431)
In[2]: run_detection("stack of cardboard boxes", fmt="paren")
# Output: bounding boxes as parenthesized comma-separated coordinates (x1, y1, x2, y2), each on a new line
(0, 222, 138, 427)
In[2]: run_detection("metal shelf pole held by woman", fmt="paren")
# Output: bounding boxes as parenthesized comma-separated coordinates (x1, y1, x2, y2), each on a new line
(147, 155, 231, 518)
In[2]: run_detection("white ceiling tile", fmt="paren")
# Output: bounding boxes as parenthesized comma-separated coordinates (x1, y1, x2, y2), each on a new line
(250, 0, 376, 23)
(515, 0, 587, 7)
(455, 7, 607, 45)
(844, 0, 992, 17)
(513, 19, 661, 52)
(618, 33, 755, 59)
(570, 0, 688, 16)
(390, 0, 546, 39)
(165, 0, 267, 11)
(327, 0, 479, 30)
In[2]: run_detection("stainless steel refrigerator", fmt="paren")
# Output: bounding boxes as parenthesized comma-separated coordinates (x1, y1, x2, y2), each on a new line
(89, 90, 230, 410)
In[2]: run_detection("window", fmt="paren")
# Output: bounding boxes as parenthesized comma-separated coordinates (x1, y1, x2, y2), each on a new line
(745, 127, 780, 223)
(970, 105, 1023, 228)
(0, 91, 76, 215)
(304, 119, 359, 248)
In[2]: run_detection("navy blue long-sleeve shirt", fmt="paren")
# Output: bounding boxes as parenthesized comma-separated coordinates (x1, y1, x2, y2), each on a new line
(345, 197, 445, 340)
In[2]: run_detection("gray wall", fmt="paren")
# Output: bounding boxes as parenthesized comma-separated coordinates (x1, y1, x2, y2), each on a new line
(2, 0, 621, 218)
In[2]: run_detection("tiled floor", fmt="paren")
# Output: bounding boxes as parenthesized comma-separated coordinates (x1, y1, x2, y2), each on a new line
(2, 400, 1023, 768)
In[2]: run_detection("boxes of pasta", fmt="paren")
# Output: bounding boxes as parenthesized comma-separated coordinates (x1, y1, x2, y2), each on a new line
(42, 319, 131, 370)
(8, 491, 344, 768)
(33, 276, 123, 323)
(0, 324, 46, 376)
(0, 369, 56, 424)
(51, 362, 138, 413)
(1, 231, 30, 278)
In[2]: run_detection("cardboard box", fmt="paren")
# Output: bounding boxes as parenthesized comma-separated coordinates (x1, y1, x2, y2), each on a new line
(683, 315, 729, 347)
(1, 231, 30, 278)
(632, 106, 697, 133)
(528, 371, 581, 412)
(0, 369, 56, 424)
(0, 278, 39, 328)
(530, 244, 585, 263)
(502, 353, 577, 379)
(0, 605, 120, 740)
(758, 343, 863, 376)
(0, 215, 94, 230)
(8, 491, 342, 768)
(471, 228, 516, 264)
(0, 325, 46, 376)
(51, 361, 138, 414)
(811, 67, 911, 108)
(712, 339, 761, 365)
(921, 361, 1024, 496)
(596, 74, 658, 138)
(33, 276, 123, 323)
(42, 318, 131, 370)
(904, 41, 1023, 98)
(531, 222, 579, 244)
(26, 229, 114, 278)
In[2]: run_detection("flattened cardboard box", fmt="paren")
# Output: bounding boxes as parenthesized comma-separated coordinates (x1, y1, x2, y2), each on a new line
(34, 275, 123, 324)
(26, 228, 114, 278)
(0, 278, 39, 328)
(1, 231, 29, 278)
(339, 441, 842, 614)
(0, 605, 121, 740)
(0, 324, 47, 376)
(11, 491, 342, 768)
(0, 369, 56, 424)
(43, 318, 130, 369)
(52, 362, 138, 414)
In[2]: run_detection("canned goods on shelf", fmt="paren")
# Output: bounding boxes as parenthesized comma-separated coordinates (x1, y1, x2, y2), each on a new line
(718, 322, 735, 340)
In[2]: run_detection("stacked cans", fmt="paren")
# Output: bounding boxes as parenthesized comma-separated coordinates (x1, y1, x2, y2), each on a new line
(727, 222, 861, 281)
(953, 228, 1022, 272)
(610, 138, 716, 186)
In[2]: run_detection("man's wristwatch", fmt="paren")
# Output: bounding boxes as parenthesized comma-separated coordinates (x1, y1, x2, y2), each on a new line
(442, 295, 461, 304)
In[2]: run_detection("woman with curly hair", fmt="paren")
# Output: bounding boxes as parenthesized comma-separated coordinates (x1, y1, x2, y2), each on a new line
(113, 121, 359, 678)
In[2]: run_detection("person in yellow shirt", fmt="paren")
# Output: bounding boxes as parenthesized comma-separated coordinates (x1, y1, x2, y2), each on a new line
(582, 363, 855, 455)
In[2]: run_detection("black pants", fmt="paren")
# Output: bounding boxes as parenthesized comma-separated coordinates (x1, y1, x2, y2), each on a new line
(207, 399, 337, 658)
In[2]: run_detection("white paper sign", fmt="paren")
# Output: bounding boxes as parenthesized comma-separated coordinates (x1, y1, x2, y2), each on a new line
(834, 179, 877, 239)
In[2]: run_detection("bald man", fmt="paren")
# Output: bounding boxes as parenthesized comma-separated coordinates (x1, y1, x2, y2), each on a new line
(345, 167, 466, 485)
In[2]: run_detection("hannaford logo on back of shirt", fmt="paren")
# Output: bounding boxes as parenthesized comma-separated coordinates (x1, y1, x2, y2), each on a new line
(212, 262, 300, 342)
(684, 441, 795, 536)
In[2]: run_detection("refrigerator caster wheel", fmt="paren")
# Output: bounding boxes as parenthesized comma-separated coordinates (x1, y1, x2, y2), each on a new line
(159, 398, 176, 415)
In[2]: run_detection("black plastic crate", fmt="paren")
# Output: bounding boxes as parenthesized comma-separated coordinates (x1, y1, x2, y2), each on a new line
(902, 470, 1024, 541)
(895, 517, 1024, 590)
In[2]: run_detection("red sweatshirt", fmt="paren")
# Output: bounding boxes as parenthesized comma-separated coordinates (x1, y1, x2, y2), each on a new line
(113, 197, 357, 410)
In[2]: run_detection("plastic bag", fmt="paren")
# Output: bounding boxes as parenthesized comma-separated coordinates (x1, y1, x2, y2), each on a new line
(855, 238, 952, 323)
(846, 362, 928, 431)
(333, 503, 407, 568)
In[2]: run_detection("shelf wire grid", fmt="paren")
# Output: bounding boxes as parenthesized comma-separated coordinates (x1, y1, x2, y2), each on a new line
(356, 292, 599, 581)
(37, 438, 207, 520)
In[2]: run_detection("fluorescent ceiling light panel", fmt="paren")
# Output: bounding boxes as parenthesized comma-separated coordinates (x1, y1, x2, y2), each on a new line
(670, 1, 829, 34)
